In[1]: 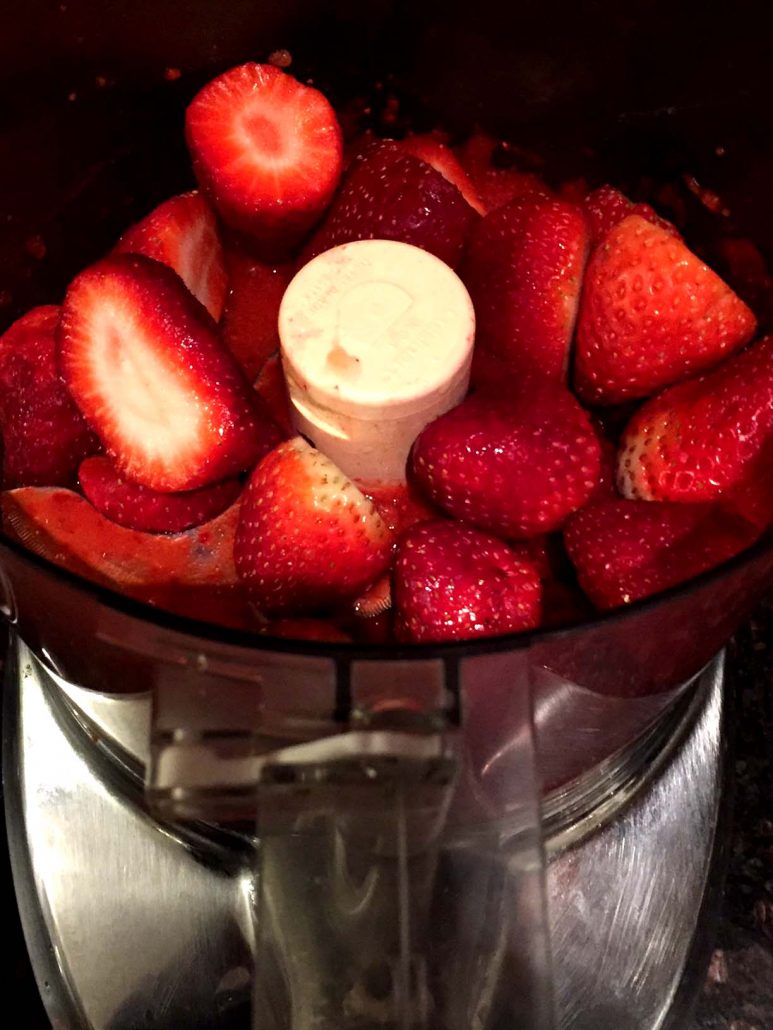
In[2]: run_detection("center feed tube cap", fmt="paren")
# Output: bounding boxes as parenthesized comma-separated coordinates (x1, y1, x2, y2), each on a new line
(278, 239, 475, 485)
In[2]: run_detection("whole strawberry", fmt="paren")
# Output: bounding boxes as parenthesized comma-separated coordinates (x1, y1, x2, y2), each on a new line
(394, 520, 542, 643)
(575, 215, 756, 404)
(618, 335, 773, 502)
(582, 185, 679, 246)
(411, 383, 601, 538)
(302, 140, 476, 268)
(564, 497, 760, 609)
(234, 437, 393, 615)
(0, 306, 99, 488)
(462, 193, 589, 381)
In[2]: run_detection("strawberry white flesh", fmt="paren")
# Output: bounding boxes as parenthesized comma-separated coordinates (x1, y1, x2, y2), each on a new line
(59, 254, 280, 492)
(115, 191, 228, 320)
(185, 63, 343, 249)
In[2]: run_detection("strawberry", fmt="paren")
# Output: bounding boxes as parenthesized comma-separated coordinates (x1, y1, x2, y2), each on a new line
(575, 215, 757, 405)
(185, 63, 343, 251)
(59, 254, 280, 492)
(411, 383, 601, 538)
(234, 437, 393, 615)
(583, 185, 679, 246)
(221, 248, 293, 378)
(455, 130, 550, 213)
(253, 353, 293, 435)
(399, 132, 485, 214)
(115, 191, 228, 320)
(564, 497, 760, 609)
(301, 140, 476, 268)
(0, 486, 242, 615)
(618, 335, 773, 503)
(393, 520, 542, 643)
(0, 306, 99, 489)
(78, 455, 242, 533)
(461, 194, 590, 381)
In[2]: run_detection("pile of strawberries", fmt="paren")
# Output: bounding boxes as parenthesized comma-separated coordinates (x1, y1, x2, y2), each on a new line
(0, 61, 771, 644)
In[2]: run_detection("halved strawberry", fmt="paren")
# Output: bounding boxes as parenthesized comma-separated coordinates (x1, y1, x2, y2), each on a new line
(59, 254, 280, 492)
(399, 132, 485, 214)
(115, 191, 228, 320)
(411, 382, 601, 539)
(1, 486, 241, 606)
(185, 63, 343, 251)
(78, 455, 242, 533)
(301, 140, 476, 268)
(221, 248, 293, 379)
(564, 497, 760, 609)
(617, 335, 773, 503)
(0, 306, 99, 489)
(575, 215, 757, 405)
(393, 520, 542, 643)
(455, 130, 550, 213)
(583, 185, 679, 246)
(461, 193, 590, 381)
(253, 353, 293, 436)
(234, 437, 394, 615)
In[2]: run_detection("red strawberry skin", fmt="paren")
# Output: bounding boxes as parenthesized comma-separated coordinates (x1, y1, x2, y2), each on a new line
(583, 185, 679, 246)
(59, 254, 280, 493)
(618, 335, 773, 503)
(78, 455, 242, 533)
(115, 191, 228, 320)
(564, 497, 761, 610)
(186, 63, 343, 250)
(399, 132, 486, 214)
(0, 307, 99, 489)
(253, 353, 293, 436)
(221, 248, 293, 379)
(411, 384, 601, 538)
(302, 140, 476, 268)
(462, 194, 590, 381)
(234, 437, 393, 615)
(575, 215, 757, 405)
(394, 520, 542, 643)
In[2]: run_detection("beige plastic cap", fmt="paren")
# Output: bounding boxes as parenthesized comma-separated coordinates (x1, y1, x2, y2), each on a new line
(278, 239, 475, 484)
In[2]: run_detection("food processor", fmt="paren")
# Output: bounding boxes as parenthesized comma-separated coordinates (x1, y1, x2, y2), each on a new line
(2, 1, 773, 1027)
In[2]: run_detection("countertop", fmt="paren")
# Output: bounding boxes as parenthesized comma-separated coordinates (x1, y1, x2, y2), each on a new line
(4, 603, 772, 1029)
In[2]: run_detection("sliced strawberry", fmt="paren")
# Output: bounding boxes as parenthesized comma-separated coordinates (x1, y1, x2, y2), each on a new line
(583, 185, 679, 246)
(234, 436, 394, 615)
(301, 140, 476, 268)
(399, 132, 485, 214)
(1, 487, 241, 610)
(185, 63, 343, 251)
(575, 215, 757, 405)
(352, 574, 393, 619)
(253, 353, 293, 436)
(78, 455, 242, 533)
(393, 520, 542, 643)
(221, 248, 293, 378)
(564, 497, 760, 609)
(411, 382, 601, 539)
(0, 306, 99, 489)
(455, 130, 550, 213)
(618, 335, 773, 503)
(461, 194, 590, 381)
(59, 254, 280, 492)
(115, 191, 228, 320)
